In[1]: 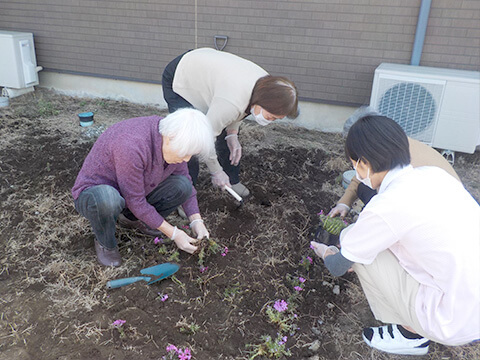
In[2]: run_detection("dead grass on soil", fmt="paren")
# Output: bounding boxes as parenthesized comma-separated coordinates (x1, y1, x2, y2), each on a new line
(0, 89, 478, 360)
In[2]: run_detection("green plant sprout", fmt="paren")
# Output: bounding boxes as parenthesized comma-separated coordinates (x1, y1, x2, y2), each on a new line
(223, 283, 242, 302)
(197, 238, 221, 268)
(158, 245, 168, 255)
(176, 317, 200, 335)
(299, 255, 313, 272)
(265, 300, 297, 333)
(37, 99, 59, 117)
(318, 210, 347, 235)
(111, 319, 126, 338)
(168, 250, 180, 262)
(247, 334, 291, 359)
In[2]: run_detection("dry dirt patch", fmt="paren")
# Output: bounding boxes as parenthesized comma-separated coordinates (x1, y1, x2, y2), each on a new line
(0, 89, 479, 360)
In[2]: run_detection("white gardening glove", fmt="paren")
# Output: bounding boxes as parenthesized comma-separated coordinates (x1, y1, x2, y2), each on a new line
(327, 203, 350, 218)
(310, 241, 339, 260)
(211, 170, 231, 188)
(171, 227, 198, 254)
(190, 219, 210, 240)
(225, 134, 242, 166)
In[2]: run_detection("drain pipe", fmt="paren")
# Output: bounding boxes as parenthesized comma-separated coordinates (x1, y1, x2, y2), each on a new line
(411, 0, 432, 66)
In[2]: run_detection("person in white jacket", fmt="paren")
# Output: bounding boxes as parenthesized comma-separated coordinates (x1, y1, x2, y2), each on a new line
(162, 47, 298, 197)
(312, 114, 480, 356)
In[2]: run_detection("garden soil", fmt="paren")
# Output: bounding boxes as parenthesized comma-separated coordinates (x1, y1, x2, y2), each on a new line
(0, 89, 479, 360)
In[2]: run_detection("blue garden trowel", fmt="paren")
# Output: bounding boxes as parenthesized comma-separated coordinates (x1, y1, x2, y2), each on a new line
(106, 263, 180, 289)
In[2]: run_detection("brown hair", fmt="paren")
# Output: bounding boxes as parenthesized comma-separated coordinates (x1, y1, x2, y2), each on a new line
(248, 76, 299, 118)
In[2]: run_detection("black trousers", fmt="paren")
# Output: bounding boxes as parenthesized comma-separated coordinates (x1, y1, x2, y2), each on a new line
(357, 182, 377, 205)
(161, 52, 241, 186)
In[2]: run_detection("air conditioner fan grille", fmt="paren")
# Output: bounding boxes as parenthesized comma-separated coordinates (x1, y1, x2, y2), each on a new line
(378, 82, 436, 143)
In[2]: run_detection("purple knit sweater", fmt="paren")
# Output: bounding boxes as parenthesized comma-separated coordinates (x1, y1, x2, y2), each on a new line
(72, 115, 199, 229)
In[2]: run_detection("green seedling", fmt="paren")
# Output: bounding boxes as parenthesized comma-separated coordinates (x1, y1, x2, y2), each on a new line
(318, 211, 347, 235)
(168, 250, 180, 262)
(197, 238, 221, 268)
(223, 283, 242, 302)
(247, 334, 291, 359)
(176, 317, 200, 335)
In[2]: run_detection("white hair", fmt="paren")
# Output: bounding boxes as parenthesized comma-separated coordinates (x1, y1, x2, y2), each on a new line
(159, 108, 215, 160)
(342, 106, 380, 138)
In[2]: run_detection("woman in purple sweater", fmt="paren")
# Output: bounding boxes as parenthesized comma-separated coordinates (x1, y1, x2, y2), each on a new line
(72, 109, 215, 267)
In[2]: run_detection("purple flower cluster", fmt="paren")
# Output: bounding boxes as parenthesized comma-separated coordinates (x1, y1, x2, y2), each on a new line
(199, 266, 209, 273)
(221, 246, 229, 257)
(154, 237, 164, 245)
(112, 319, 126, 328)
(278, 335, 288, 345)
(273, 299, 288, 312)
(166, 344, 191, 360)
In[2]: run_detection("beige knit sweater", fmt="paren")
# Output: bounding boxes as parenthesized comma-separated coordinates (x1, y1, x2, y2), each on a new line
(173, 48, 268, 173)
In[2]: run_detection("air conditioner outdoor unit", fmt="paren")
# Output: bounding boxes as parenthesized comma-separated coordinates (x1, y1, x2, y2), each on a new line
(370, 63, 480, 154)
(0, 30, 42, 97)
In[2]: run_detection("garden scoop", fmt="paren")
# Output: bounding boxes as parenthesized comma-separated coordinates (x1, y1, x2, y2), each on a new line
(225, 185, 244, 207)
(106, 263, 179, 289)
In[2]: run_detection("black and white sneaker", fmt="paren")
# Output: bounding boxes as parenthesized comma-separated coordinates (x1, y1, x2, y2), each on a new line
(362, 324, 430, 355)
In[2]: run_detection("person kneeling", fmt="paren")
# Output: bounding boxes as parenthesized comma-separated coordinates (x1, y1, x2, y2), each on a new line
(312, 114, 479, 355)
(72, 109, 215, 267)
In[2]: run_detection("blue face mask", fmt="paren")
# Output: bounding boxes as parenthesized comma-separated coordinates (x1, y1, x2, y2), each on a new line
(354, 159, 373, 189)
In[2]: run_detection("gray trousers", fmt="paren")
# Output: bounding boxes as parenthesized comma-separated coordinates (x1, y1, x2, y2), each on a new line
(74, 175, 192, 249)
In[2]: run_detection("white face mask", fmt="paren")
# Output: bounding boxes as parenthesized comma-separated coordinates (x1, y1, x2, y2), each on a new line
(354, 159, 373, 189)
(251, 106, 272, 126)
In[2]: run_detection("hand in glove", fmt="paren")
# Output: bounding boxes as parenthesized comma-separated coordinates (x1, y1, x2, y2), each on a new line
(171, 227, 198, 254)
(190, 219, 209, 240)
(211, 170, 231, 188)
(327, 203, 350, 218)
(310, 241, 339, 260)
(225, 134, 242, 166)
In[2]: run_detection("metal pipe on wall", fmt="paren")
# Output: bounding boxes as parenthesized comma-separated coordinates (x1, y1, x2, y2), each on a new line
(411, 0, 432, 66)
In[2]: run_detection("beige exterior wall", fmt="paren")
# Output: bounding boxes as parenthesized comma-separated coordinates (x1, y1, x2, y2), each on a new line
(0, 0, 479, 105)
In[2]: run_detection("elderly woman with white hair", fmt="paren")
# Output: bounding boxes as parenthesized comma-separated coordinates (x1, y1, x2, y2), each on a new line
(72, 109, 215, 267)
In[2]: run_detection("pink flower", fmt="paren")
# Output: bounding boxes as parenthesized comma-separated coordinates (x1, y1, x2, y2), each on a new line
(161, 294, 169, 302)
(294, 286, 303, 292)
(182, 225, 189, 229)
(307, 256, 313, 264)
(221, 246, 229, 256)
(166, 344, 178, 352)
(317, 210, 324, 216)
(298, 277, 306, 283)
(199, 266, 208, 273)
(178, 348, 192, 360)
(112, 319, 126, 327)
(273, 299, 288, 312)
(154, 237, 163, 245)
(309, 244, 315, 249)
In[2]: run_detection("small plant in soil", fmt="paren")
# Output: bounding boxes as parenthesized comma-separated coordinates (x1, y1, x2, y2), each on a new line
(111, 319, 126, 338)
(299, 255, 313, 272)
(175, 316, 200, 335)
(317, 210, 348, 236)
(168, 250, 180, 262)
(247, 334, 291, 359)
(266, 299, 297, 333)
(164, 344, 192, 360)
(196, 237, 222, 269)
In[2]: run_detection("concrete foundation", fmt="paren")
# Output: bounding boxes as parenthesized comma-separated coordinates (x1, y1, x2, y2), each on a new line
(38, 71, 355, 133)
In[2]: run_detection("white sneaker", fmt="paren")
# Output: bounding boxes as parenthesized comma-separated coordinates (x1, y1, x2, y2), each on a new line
(231, 182, 250, 197)
(362, 324, 430, 355)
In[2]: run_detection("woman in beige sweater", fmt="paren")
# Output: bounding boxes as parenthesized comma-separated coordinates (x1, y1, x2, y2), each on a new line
(162, 48, 298, 197)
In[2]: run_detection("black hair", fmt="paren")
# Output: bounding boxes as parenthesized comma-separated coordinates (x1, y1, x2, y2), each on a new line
(345, 115, 410, 172)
